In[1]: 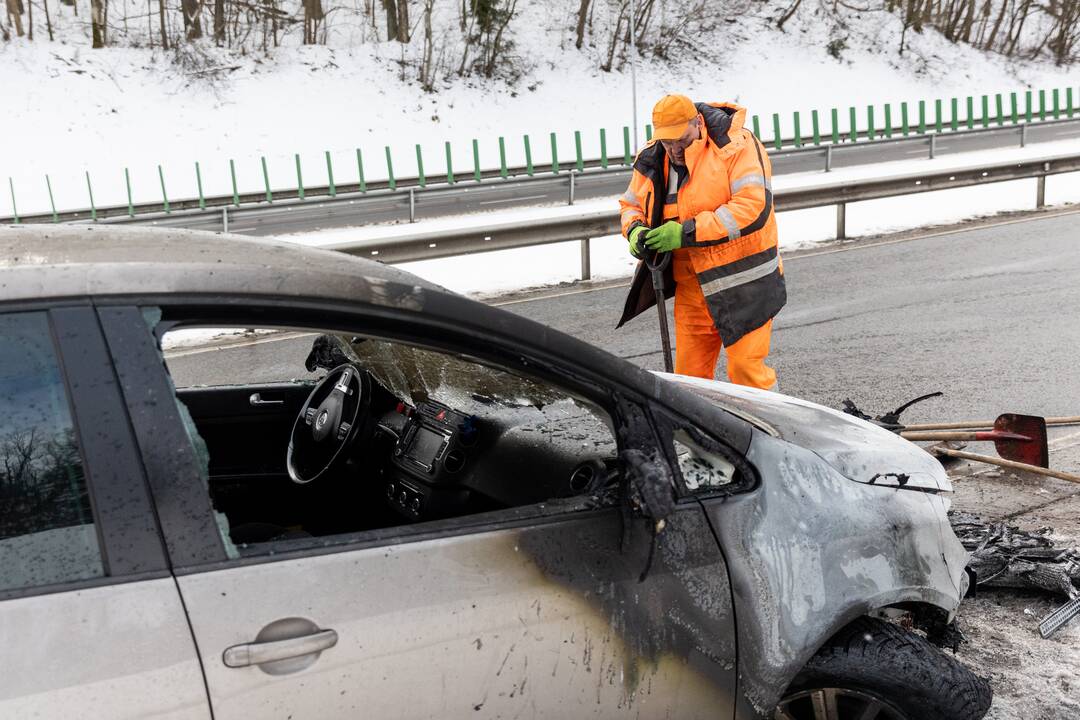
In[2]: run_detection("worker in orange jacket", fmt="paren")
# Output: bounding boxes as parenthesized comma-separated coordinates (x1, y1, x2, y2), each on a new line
(617, 94, 785, 389)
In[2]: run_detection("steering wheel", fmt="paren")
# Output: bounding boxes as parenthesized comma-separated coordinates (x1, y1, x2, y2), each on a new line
(287, 364, 371, 484)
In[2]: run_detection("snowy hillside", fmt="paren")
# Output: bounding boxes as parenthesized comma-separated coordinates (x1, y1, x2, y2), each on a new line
(2, 0, 1078, 215)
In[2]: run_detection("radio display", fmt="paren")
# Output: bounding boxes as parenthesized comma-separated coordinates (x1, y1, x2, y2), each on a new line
(405, 425, 447, 470)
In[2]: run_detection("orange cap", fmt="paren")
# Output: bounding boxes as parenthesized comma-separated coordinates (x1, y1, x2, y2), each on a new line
(652, 94, 697, 140)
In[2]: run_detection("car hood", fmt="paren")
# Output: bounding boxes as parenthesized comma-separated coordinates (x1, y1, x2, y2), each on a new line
(660, 374, 950, 492)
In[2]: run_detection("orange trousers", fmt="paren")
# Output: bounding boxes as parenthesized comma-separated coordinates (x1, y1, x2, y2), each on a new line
(672, 251, 777, 389)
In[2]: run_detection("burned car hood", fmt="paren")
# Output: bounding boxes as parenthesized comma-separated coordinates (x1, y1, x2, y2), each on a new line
(660, 374, 950, 492)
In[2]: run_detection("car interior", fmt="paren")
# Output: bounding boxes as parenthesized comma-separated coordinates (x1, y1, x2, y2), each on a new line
(162, 328, 622, 552)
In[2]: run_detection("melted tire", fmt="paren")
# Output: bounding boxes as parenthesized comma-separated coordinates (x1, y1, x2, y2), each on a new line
(781, 616, 992, 720)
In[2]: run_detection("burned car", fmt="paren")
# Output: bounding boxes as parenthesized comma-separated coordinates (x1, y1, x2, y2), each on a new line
(0, 224, 990, 720)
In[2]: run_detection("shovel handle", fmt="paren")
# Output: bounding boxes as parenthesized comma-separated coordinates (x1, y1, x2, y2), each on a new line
(901, 430, 1031, 442)
(904, 415, 1080, 431)
(931, 447, 1080, 484)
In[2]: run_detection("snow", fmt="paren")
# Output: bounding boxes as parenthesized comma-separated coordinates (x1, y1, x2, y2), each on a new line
(2, 1, 1080, 218)
(276, 139, 1080, 298)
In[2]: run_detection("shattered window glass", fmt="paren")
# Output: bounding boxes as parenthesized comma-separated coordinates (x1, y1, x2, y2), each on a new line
(0, 312, 104, 591)
(673, 429, 735, 491)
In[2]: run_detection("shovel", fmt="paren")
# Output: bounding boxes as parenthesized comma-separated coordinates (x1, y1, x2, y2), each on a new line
(901, 413, 1049, 467)
(643, 248, 674, 373)
(929, 445, 1080, 485)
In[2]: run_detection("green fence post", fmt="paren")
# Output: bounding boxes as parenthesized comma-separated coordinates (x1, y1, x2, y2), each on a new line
(550, 132, 559, 173)
(1068, 87, 1075, 117)
(385, 147, 396, 190)
(195, 162, 205, 209)
(230, 159, 240, 206)
(811, 109, 821, 145)
(980, 95, 989, 128)
(523, 135, 534, 176)
(356, 149, 367, 192)
(901, 102, 909, 135)
(830, 108, 839, 143)
(498, 137, 508, 177)
(867, 105, 875, 141)
(46, 175, 57, 222)
(849, 107, 858, 141)
(600, 128, 609, 168)
(793, 112, 802, 148)
(950, 98, 959, 131)
(1039, 89, 1046, 120)
(574, 130, 584, 171)
(294, 154, 305, 199)
(965, 96, 974, 129)
(158, 165, 170, 213)
(645, 124, 653, 141)
(415, 145, 426, 188)
(124, 168, 134, 217)
(86, 171, 97, 220)
(918, 100, 926, 134)
(1010, 93, 1018, 123)
(752, 115, 761, 139)
(261, 157, 273, 202)
(1025, 90, 1033, 121)
(8, 178, 18, 223)
(935, 99, 943, 132)
(623, 126, 631, 164)
(1052, 88, 1060, 119)
(884, 104, 893, 138)
(326, 151, 336, 196)
(472, 140, 481, 182)
(444, 142, 454, 185)
(995, 94, 1004, 126)
(772, 113, 782, 150)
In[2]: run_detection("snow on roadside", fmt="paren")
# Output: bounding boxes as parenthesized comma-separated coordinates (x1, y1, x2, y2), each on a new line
(277, 139, 1080, 297)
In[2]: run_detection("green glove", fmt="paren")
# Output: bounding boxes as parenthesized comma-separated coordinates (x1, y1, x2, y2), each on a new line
(644, 221, 683, 252)
(628, 225, 647, 258)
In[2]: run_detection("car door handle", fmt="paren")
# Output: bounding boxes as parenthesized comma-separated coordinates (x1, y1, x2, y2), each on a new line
(223, 629, 338, 669)
(249, 392, 284, 407)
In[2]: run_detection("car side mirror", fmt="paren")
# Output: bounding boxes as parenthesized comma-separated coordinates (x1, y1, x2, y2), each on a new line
(619, 448, 676, 524)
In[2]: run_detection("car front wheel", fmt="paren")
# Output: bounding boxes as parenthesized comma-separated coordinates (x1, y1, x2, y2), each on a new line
(775, 616, 992, 720)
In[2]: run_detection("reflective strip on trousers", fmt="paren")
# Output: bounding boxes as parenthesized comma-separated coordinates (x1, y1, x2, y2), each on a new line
(699, 254, 780, 297)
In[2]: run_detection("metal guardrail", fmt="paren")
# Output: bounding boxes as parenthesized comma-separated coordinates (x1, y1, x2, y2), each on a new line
(314, 152, 1080, 278)
(6, 117, 1080, 228)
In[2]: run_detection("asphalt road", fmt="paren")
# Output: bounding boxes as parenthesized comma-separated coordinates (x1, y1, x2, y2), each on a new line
(169, 209, 1080, 427)
(134, 119, 1080, 237)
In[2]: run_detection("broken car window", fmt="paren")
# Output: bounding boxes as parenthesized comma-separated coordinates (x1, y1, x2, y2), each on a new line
(673, 428, 736, 491)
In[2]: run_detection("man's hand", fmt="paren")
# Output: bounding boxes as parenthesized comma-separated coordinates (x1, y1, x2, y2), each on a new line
(644, 221, 683, 253)
(628, 225, 648, 258)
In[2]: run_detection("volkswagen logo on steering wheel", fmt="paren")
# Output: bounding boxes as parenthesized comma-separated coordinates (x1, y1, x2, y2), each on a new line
(316, 410, 329, 430)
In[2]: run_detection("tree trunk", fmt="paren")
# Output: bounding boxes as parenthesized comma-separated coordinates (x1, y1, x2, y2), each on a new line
(158, 0, 168, 47)
(43, 0, 52, 40)
(382, 0, 399, 40)
(7, 0, 24, 37)
(396, 0, 408, 41)
(776, 0, 802, 30)
(213, 0, 224, 43)
(91, 0, 105, 45)
(181, 0, 202, 39)
(26, 0, 32, 40)
(574, 0, 590, 49)
(983, 0, 1008, 49)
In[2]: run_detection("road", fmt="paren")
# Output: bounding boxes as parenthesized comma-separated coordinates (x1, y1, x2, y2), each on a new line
(168, 208, 1080, 426)
(121, 119, 1080, 237)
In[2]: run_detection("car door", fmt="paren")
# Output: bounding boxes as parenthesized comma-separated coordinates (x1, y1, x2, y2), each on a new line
(99, 303, 740, 720)
(0, 307, 210, 720)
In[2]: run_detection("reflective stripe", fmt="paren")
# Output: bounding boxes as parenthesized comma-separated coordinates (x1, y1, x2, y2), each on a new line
(621, 189, 640, 205)
(731, 173, 765, 194)
(621, 208, 643, 224)
(714, 206, 741, 240)
(700, 255, 779, 297)
(667, 172, 679, 196)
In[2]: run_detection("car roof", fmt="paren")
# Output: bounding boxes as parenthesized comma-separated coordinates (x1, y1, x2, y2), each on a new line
(0, 223, 443, 304)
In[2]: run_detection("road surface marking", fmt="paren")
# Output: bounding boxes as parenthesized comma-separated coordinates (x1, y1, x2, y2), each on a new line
(480, 194, 550, 205)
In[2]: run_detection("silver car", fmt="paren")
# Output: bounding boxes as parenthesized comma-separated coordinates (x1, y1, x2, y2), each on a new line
(0, 225, 990, 720)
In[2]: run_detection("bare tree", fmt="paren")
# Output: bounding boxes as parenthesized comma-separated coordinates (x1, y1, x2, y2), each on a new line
(181, 0, 203, 38)
(91, 0, 106, 45)
(6, 0, 24, 37)
(574, 0, 591, 48)
(214, 0, 225, 42)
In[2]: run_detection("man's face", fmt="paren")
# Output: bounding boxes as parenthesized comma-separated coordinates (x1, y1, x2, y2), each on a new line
(660, 118, 700, 166)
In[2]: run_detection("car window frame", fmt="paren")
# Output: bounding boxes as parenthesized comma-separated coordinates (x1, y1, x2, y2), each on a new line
(0, 302, 169, 602)
(96, 294, 754, 574)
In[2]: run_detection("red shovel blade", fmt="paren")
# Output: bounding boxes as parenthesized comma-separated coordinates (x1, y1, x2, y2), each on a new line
(992, 414, 1049, 468)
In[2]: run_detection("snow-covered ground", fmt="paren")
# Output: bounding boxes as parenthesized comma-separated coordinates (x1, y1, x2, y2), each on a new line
(276, 139, 1080, 297)
(2, 1, 1079, 218)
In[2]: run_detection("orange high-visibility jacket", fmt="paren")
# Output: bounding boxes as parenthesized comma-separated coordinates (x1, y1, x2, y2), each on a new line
(616, 102, 786, 347)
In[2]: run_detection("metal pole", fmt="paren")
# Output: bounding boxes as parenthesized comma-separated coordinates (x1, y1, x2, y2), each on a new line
(1020, 123, 1028, 148)
(580, 238, 591, 281)
(1037, 169, 1046, 208)
(836, 202, 846, 240)
(825, 144, 833, 172)
(629, 0, 638, 151)
(222, 207, 229, 232)
(929, 134, 937, 159)
(569, 171, 576, 205)
(409, 187, 416, 222)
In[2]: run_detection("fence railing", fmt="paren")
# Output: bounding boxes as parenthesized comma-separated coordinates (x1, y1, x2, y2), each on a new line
(4, 83, 1080, 225)
(311, 151, 1080, 280)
